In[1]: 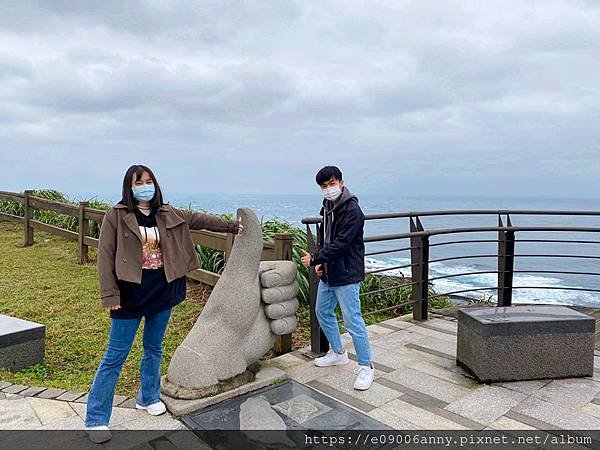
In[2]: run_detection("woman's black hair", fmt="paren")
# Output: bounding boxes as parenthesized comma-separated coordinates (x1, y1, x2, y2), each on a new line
(120, 164, 165, 213)
(315, 166, 343, 185)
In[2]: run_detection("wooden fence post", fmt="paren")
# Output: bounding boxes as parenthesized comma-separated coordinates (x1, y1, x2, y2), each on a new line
(23, 190, 34, 246)
(273, 232, 294, 355)
(224, 233, 235, 262)
(78, 201, 89, 264)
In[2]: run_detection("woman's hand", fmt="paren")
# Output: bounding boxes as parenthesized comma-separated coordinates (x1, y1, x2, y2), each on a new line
(236, 216, 244, 235)
(109, 305, 121, 310)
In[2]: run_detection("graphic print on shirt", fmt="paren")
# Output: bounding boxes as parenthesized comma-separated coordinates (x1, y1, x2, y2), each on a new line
(140, 225, 163, 269)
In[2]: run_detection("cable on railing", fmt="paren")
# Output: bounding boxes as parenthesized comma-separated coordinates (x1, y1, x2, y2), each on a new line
(428, 270, 499, 282)
(515, 239, 600, 245)
(429, 239, 500, 248)
(301, 209, 600, 354)
(365, 262, 417, 275)
(365, 246, 414, 256)
(336, 298, 420, 323)
(358, 280, 421, 297)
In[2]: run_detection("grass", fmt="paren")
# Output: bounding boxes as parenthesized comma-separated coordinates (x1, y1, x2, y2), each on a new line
(0, 221, 207, 397)
(0, 190, 451, 315)
(0, 221, 327, 396)
(0, 206, 452, 397)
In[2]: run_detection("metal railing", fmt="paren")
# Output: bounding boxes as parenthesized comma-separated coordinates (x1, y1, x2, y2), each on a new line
(302, 210, 600, 354)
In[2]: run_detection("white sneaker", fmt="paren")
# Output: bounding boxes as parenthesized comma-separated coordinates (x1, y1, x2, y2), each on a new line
(85, 425, 111, 443)
(136, 400, 167, 415)
(314, 349, 349, 367)
(354, 364, 375, 390)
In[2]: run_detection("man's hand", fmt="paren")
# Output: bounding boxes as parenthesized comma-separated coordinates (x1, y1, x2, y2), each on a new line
(315, 264, 324, 278)
(109, 305, 121, 310)
(301, 251, 312, 267)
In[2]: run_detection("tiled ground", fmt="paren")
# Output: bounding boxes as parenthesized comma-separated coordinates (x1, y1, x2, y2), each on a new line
(3, 311, 600, 438)
(271, 313, 600, 431)
(0, 390, 186, 431)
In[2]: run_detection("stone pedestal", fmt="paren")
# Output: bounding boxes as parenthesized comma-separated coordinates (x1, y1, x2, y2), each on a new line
(457, 305, 594, 383)
(160, 364, 287, 416)
(0, 314, 45, 371)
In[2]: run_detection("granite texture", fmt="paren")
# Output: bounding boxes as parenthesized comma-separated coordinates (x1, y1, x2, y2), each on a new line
(458, 305, 595, 336)
(0, 314, 45, 348)
(457, 305, 595, 382)
(160, 365, 288, 416)
(0, 339, 45, 372)
(162, 208, 298, 398)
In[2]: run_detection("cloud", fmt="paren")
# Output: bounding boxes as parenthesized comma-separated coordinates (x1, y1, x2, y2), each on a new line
(1, 0, 599, 197)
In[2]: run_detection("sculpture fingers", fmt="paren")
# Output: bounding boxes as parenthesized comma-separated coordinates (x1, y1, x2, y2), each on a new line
(270, 316, 297, 336)
(264, 298, 299, 320)
(259, 260, 297, 288)
(261, 284, 299, 304)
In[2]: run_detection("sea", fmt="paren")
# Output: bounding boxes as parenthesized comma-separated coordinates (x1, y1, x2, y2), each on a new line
(85, 192, 600, 307)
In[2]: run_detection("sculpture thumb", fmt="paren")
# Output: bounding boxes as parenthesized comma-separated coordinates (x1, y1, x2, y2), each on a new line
(163, 207, 270, 393)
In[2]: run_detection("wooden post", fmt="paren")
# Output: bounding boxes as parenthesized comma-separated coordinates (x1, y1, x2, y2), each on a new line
(273, 232, 293, 261)
(23, 190, 34, 246)
(78, 201, 90, 264)
(273, 232, 294, 355)
(224, 233, 235, 262)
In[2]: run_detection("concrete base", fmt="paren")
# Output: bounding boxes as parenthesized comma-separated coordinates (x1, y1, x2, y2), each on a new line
(160, 364, 287, 416)
(0, 315, 45, 372)
(457, 305, 595, 383)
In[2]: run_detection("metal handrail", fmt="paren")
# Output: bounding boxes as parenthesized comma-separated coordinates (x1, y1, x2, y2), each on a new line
(301, 209, 600, 225)
(303, 209, 600, 354)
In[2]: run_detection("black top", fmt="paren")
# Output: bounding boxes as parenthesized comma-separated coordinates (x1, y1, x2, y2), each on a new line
(110, 205, 187, 319)
(310, 188, 365, 287)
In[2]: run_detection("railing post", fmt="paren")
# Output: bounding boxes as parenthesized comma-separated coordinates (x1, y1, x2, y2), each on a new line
(23, 189, 34, 246)
(273, 232, 294, 355)
(78, 201, 90, 264)
(224, 233, 235, 262)
(307, 223, 329, 355)
(410, 217, 429, 320)
(497, 215, 515, 307)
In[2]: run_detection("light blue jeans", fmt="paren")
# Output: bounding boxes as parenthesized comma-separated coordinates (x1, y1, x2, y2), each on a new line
(316, 280, 372, 366)
(85, 308, 172, 427)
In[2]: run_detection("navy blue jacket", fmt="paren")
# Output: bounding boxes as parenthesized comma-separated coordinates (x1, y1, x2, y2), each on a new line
(310, 187, 365, 286)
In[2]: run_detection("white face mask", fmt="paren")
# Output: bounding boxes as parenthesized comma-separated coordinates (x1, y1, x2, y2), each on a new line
(322, 185, 342, 201)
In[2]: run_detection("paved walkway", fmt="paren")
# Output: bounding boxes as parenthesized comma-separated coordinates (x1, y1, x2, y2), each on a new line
(271, 313, 600, 431)
(0, 389, 185, 431)
(3, 311, 600, 434)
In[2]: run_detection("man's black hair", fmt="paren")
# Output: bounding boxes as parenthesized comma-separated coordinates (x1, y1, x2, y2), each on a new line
(315, 166, 343, 185)
(120, 164, 165, 213)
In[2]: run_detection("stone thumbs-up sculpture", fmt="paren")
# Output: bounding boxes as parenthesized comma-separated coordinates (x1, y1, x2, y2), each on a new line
(161, 208, 299, 399)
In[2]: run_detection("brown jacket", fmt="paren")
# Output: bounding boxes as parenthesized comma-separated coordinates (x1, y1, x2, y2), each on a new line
(98, 203, 238, 308)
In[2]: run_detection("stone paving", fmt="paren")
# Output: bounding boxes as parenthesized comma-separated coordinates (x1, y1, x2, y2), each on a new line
(0, 387, 186, 431)
(271, 313, 600, 431)
(3, 311, 600, 436)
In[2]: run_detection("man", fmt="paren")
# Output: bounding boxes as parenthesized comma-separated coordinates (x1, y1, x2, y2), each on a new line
(301, 166, 374, 390)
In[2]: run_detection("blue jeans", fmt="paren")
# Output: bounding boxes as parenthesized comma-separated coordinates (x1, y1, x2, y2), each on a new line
(316, 280, 372, 366)
(85, 308, 172, 427)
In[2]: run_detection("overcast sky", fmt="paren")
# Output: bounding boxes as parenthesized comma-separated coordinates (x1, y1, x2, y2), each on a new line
(1, 0, 599, 200)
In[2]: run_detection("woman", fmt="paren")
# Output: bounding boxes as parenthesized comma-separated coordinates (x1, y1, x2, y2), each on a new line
(85, 164, 242, 443)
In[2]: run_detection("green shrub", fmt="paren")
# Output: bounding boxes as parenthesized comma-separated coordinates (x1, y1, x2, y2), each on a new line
(0, 190, 452, 316)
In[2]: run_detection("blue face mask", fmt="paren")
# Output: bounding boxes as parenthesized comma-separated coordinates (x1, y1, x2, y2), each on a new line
(132, 183, 155, 202)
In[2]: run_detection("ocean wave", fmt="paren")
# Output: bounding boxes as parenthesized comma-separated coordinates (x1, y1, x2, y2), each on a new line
(365, 257, 600, 307)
